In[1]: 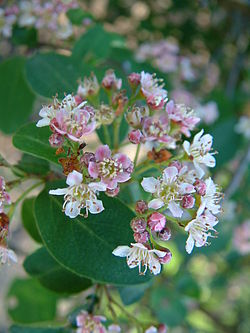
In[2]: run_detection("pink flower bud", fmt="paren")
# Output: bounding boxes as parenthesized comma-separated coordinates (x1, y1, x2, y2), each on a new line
(49, 133, 64, 147)
(158, 324, 168, 333)
(194, 179, 206, 196)
(181, 195, 195, 209)
(130, 217, 147, 233)
(74, 94, 84, 105)
(158, 227, 171, 241)
(128, 72, 141, 86)
(81, 152, 96, 167)
(148, 212, 166, 232)
(133, 231, 149, 243)
(135, 200, 148, 214)
(158, 249, 172, 264)
(169, 160, 182, 172)
(128, 129, 143, 144)
(106, 186, 120, 197)
(102, 70, 122, 90)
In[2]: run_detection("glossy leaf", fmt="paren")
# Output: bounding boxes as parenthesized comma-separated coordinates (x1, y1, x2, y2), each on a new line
(7, 278, 58, 324)
(16, 154, 50, 176)
(0, 57, 35, 134)
(72, 25, 124, 60)
(13, 122, 59, 165)
(26, 53, 82, 98)
(22, 198, 42, 243)
(24, 247, 92, 294)
(35, 183, 151, 285)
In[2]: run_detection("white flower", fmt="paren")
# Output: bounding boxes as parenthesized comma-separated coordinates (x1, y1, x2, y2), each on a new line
(235, 116, 250, 139)
(145, 327, 158, 333)
(185, 210, 218, 254)
(141, 166, 195, 218)
(36, 104, 57, 127)
(112, 243, 167, 275)
(0, 246, 18, 265)
(49, 170, 106, 218)
(197, 177, 222, 216)
(141, 71, 167, 100)
(183, 129, 216, 178)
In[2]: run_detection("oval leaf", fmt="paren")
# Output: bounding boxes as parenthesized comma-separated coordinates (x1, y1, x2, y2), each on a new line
(13, 122, 59, 165)
(35, 183, 151, 285)
(24, 247, 92, 294)
(0, 57, 35, 134)
(22, 198, 42, 243)
(26, 53, 81, 98)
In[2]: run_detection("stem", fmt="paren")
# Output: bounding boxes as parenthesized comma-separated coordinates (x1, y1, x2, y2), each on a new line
(134, 144, 141, 167)
(113, 117, 121, 150)
(8, 180, 44, 220)
(103, 286, 143, 332)
(103, 125, 111, 147)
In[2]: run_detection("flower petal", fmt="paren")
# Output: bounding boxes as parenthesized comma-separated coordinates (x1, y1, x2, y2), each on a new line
(88, 162, 99, 178)
(185, 234, 194, 254)
(163, 166, 178, 183)
(141, 177, 159, 193)
(112, 246, 130, 257)
(86, 199, 104, 214)
(49, 188, 68, 196)
(95, 145, 111, 161)
(66, 170, 83, 186)
(148, 198, 164, 210)
(168, 201, 183, 218)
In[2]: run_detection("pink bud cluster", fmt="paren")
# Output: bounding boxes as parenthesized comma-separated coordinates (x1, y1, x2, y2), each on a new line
(0, 0, 78, 40)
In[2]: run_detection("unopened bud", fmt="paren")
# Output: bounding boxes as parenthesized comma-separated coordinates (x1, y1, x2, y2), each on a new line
(49, 133, 64, 147)
(130, 217, 147, 233)
(81, 152, 95, 167)
(128, 129, 143, 144)
(148, 212, 166, 232)
(135, 200, 148, 214)
(128, 72, 141, 86)
(158, 227, 171, 241)
(158, 323, 168, 333)
(158, 249, 172, 264)
(194, 179, 206, 196)
(181, 195, 195, 209)
(133, 231, 149, 243)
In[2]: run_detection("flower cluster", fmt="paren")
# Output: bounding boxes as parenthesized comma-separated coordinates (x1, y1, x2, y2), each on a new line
(36, 69, 223, 274)
(0, 0, 78, 40)
(0, 177, 17, 266)
(76, 311, 121, 333)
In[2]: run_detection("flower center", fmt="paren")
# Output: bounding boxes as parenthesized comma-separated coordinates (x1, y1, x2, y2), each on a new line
(99, 158, 123, 179)
(158, 182, 180, 203)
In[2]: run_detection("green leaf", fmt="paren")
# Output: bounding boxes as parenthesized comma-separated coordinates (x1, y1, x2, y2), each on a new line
(118, 281, 151, 305)
(72, 25, 124, 60)
(13, 122, 59, 165)
(35, 183, 151, 285)
(67, 8, 94, 25)
(24, 247, 92, 294)
(7, 278, 58, 324)
(16, 154, 50, 176)
(26, 53, 82, 98)
(0, 57, 35, 134)
(11, 26, 38, 47)
(22, 198, 42, 243)
(10, 326, 71, 333)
